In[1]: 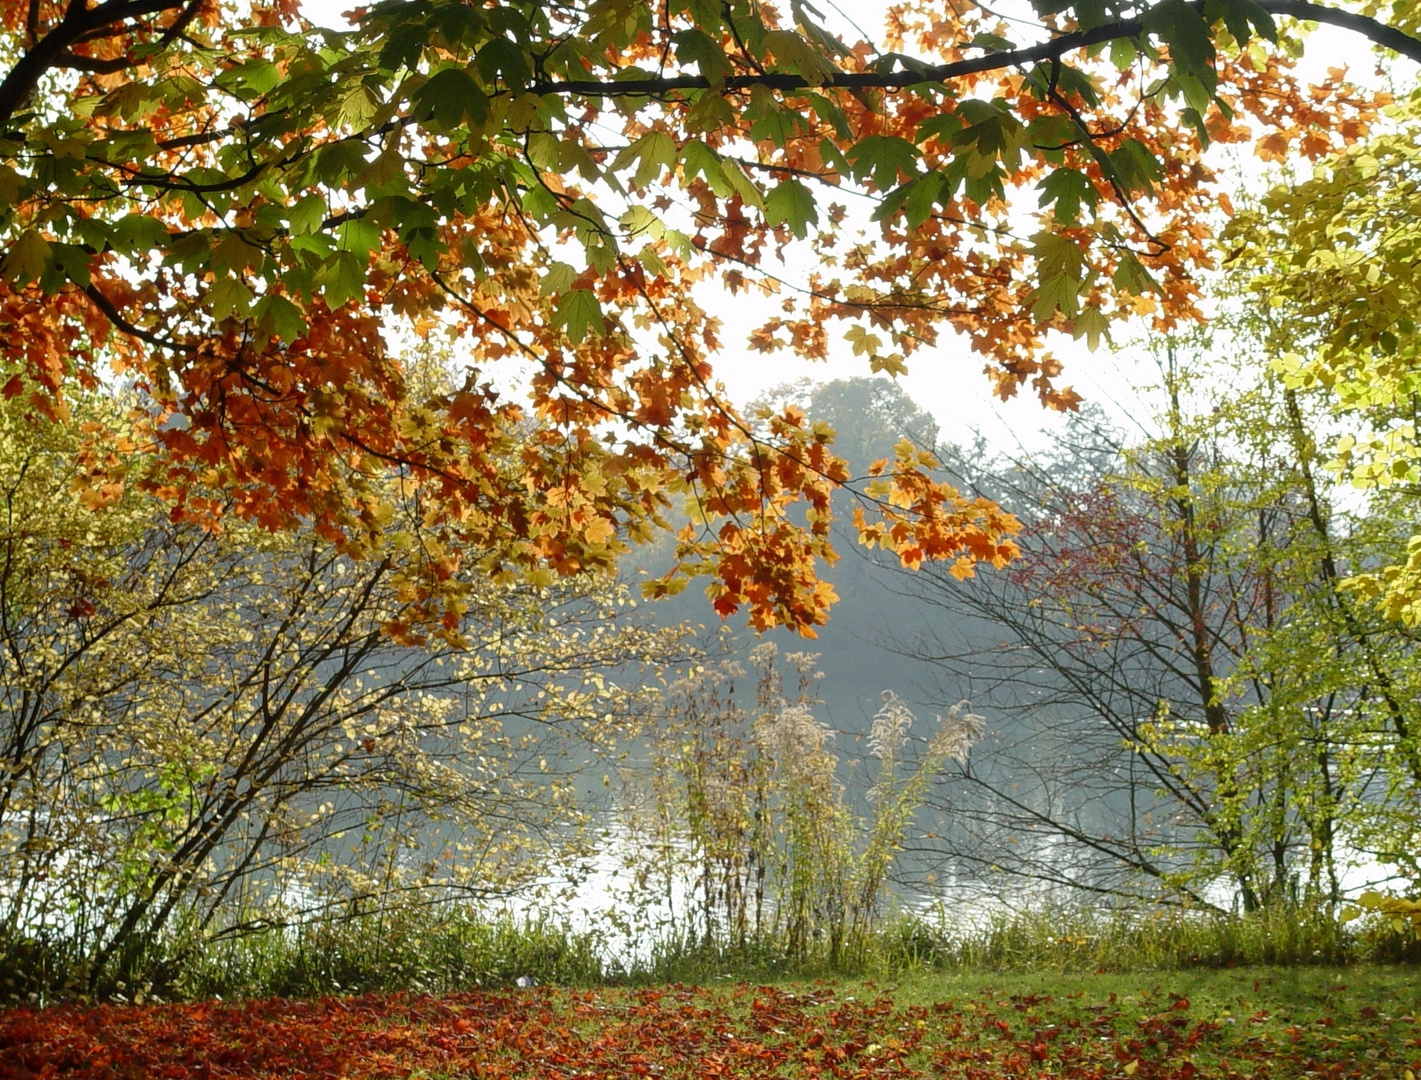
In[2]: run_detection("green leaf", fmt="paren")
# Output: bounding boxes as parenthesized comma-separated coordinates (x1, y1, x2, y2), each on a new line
(679, 140, 728, 193)
(1207, 0, 1278, 44)
(808, 93, 852, 140)
(358, 147, 407, 191)
(684, 92, 736, 134)
(968, 33, 1016, 51)
(98, 81, 158, 122)
(1110, 139, 1165, 195)
(950, 99, 1027, 167)
(412, 66, 489, 130)
(916, 113, 963, 145)
(210, 276, 253, 321)
(541, 262, 577, 298)
(317, 250, 367, 309)
(0, 165, 22, 211)
(846, 135, 921, 191)
(253, 293, 306, 343)
(1109, 36, 1137, 71)
(1029, 231, 1086, 319)
(1032, 230, 1086, 280)
(335, 84, 380, 129)
(314, 141, 369, 185)
(380, 22, 430, 71)
(476, 37, 532, 87)
(902, 172, 944, 229)
(1036, 168, 1099, 224)
(113, 213, 170, 256)
(637, 245, 668, 277)
(1, 230, 51, 285)
(1052, 65, 1103, 108)
(721, 160, 764, 210)
(429, 1, 488, 49)
(555, 288, 605, 343)
(1143, 0, 1216, 90)
(335, 217, 382, 257)
(673, 28, 732, 85)
(613, 131, 678, 188)
(211, 231, 261, 275)
(762, 29, 837, 86)
(1180, 106, 1210, 146)
(527, 132, 561, 171)
(1113, 250, 1159, 294)
(288, 194, 329, 236)
(1030, 272, 1082, 321)
(218, 58, 281, 97)
(1074, 0, 1108, 31)
(746, 92, 809, 146)
(521, 184, 558, 220)
(1072, 306, 1110, 350)
(402, 228, 440, 268)
(49, 242, 91, 288)
(620, 205, 663, 238)
(764, 178, 818, 238)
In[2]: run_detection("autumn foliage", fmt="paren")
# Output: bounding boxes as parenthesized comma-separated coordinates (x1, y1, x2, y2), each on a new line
(2, 979, 1420, 1080)
(0, 0, 1405, 632)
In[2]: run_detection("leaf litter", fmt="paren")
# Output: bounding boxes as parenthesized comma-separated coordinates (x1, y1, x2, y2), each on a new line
(1, 975, 1418, 1080)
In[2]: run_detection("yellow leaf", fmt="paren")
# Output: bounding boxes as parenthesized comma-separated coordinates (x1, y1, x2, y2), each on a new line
(869, 352, 909, 378)
(1124, 1060, 1139, 1076)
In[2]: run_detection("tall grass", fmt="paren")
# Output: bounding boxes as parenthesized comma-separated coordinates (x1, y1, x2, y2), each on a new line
(1, 907, 606, 1005)
(622, 645, 983, 972)
(3, 898, 1416, 1005)
(873, 901, 1421, 973)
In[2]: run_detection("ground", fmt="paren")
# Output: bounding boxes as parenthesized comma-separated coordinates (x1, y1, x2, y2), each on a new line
(1, 967, 1418, 1079)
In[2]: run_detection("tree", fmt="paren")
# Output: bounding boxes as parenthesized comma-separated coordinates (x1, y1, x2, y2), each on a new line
(1226, 94, 1421, 627)
(0, 381, 685, 997)
(0, 0, 1402, 632)
(1220, 130, 1421, 887)
(880, 346, 1419, 911)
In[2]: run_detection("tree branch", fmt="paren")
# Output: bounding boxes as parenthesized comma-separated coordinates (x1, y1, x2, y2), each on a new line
(83, 282, 180, 350)
(527, 19, 1149, 98)
(0, 0, 184, 128)
(1263, 0, 1421, 62)
(518, 0, 1421, 100)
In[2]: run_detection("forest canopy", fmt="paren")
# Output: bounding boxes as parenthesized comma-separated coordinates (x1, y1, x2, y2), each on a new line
(0, 0, 1413, 633)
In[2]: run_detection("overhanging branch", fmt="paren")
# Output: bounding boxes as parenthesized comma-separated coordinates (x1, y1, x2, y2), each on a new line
(528, 19, 1149, 98)
(522, 0, 1421, 99)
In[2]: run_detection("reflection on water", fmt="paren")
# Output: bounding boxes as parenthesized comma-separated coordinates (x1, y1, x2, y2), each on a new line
(488, 808, 1398, 971)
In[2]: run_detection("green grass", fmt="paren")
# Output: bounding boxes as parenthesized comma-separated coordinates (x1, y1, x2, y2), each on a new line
(4, 899, 1418, 1006)
(874, 900, 1421, 972)
(9, 965, 1416, 1080)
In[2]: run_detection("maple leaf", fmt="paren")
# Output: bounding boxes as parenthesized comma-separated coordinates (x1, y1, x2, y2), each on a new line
(765, 179, 819, 238)
(1, 231, 51, 286)
(0, 0, 1405, 636)
(555, 289, 606, 343)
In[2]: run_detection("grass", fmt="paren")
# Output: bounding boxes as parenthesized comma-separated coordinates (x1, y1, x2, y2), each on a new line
(178, 908, 607, 1002)
(1, 966, 1418, 1080)
(875, 900, 1421, 972)
(5, 899, 1419, 1006)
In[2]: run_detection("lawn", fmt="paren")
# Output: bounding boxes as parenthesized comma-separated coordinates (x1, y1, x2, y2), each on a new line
(1, 968, 1417, 1079)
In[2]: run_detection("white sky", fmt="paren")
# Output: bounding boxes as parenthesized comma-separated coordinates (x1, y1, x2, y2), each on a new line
(299, 0, 1416, 456)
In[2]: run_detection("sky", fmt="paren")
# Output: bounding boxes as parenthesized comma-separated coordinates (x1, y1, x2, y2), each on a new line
(299, 0, 1415, 458)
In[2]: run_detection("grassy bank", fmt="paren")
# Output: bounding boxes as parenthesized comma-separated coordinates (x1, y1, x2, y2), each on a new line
(5, 900, 1418, 1006)
(1, 967, 1418, 1080)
